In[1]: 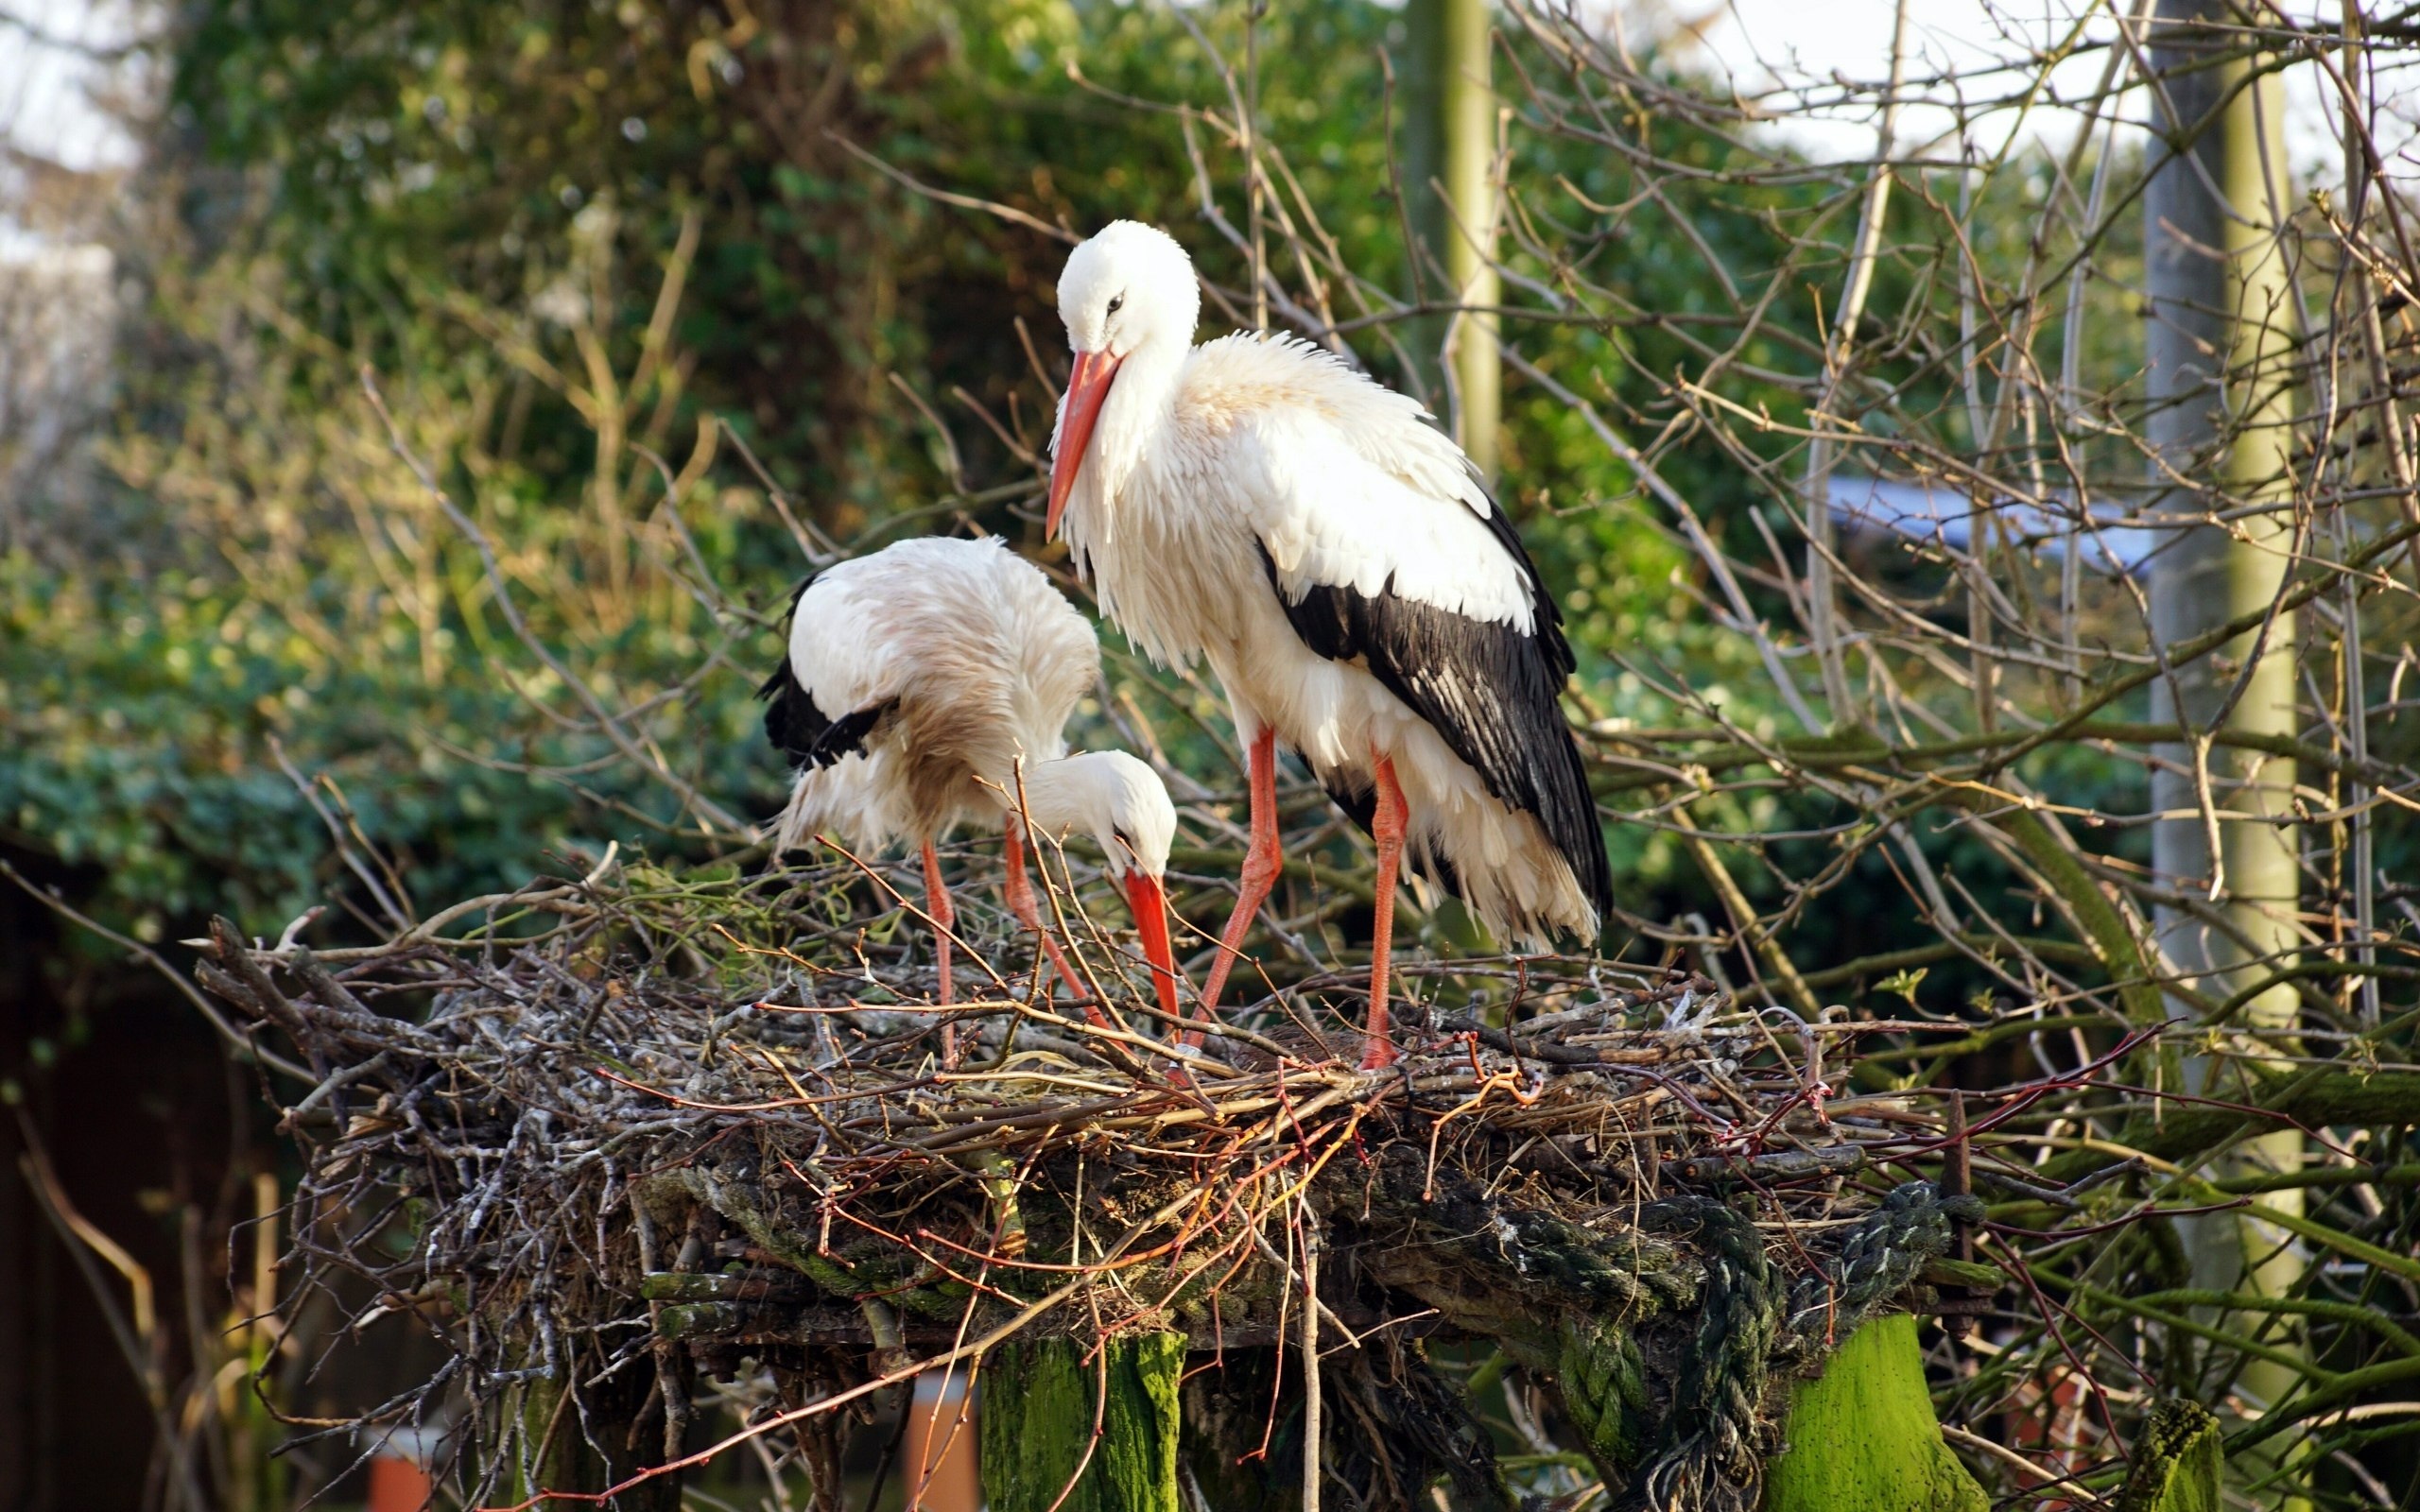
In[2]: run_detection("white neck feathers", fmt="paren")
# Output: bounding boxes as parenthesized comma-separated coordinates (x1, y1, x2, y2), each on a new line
(1068, 338, 1184, 549)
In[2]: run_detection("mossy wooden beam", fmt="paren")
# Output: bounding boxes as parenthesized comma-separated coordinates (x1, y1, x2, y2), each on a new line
(2038, 1069, 2420, 1185)
(1763, 1314, 1987, 1512)
(981, 1332, 1184, 1512)
(634, 1167, 969, 1320)
(1961, 802, 2165, 1026)
(1585, 721, 2402, 795)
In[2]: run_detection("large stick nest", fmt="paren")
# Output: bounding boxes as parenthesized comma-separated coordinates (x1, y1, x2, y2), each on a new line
(198, 850, 1991, 1509)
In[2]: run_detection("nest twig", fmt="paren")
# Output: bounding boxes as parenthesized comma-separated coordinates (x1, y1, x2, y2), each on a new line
(194, 849, 2143, 1506)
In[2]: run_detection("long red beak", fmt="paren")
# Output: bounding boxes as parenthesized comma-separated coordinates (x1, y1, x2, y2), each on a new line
(1123, 870, 1184, 1026)
(1046, 349, 1122, 539)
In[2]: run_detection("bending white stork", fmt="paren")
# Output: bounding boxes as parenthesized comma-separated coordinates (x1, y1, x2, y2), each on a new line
(1045, 221, 1613, 1070)
(760, 536, 1183, 1050)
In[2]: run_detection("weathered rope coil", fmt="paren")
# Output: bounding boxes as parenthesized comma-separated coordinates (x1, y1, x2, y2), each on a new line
(1624, 1180, 1979, 1511)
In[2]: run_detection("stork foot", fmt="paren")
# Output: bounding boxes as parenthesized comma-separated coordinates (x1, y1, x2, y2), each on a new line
(1358, 1030, 1398, 1072)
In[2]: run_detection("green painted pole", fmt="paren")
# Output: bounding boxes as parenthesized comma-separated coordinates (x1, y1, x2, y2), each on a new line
(2117, 1401, 2224, 1512)
(1764, 1315, 1987, 1512)
(980, 1332, 1184, 1512)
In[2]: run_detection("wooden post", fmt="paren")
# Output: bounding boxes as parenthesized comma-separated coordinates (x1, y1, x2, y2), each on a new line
(2142, 7, 2307, 1503)
(1180, 1348, 1301, 1512)
(979, 1332, 1184, 1512)
(1764, 1315, 1988, 1512)
(511, 1364, 681, 1511)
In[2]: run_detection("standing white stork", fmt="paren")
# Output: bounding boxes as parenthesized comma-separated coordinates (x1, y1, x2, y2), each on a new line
(761, 535, 1183, 1049)
(1044, 221, 1613, 1070)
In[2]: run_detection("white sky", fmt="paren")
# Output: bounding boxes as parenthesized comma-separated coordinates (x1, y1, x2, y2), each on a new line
(3, 1, 2413, 215)
(1682, 0, 2417, 185)
(0, 0, 145, 173)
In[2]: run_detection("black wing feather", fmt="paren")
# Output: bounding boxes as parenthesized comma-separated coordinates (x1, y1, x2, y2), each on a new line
(759, 575, 894, 770)
(1467, 476, 1578, 683)
(1259, 520, 1612, 927)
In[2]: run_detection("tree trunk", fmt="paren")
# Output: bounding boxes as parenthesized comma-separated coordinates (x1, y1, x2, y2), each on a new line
(1401, 0, 1500, 483)
(2142, 2, 2306, 1502)
(1764, 1315, 1987, 1512)
(979, 1332, 1184, 1512)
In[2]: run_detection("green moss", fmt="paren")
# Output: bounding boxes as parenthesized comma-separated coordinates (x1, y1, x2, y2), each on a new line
(1764, 1314, 1987, 1512)
(653, 1300, 747, 1338)
(2116, 1401, 2222, 1512)
(981, 1332, 1184, 1512)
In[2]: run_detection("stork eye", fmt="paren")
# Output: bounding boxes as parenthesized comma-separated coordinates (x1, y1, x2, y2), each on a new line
(1106, 294, 1125, 316)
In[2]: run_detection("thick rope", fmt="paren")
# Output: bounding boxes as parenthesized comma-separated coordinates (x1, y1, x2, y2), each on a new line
(1619, 1180, 1981, 1512)
(1784, 1178, 1985, 1349)
(1625, 1195, 1783, 1512)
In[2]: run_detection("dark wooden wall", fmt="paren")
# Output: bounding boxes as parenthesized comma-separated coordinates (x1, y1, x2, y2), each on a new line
(1, 848, 247, 1512)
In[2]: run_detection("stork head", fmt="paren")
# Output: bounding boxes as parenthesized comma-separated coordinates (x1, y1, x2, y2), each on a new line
(1017, 749, 1185, 1022)
(1048, 221, 1199, 537)
(1019, 750, 1176, 884)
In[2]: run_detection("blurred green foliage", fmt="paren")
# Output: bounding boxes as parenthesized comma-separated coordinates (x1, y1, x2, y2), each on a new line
(5, 0, 2148, 1010)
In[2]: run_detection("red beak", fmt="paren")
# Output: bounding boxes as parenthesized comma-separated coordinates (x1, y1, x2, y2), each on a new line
(1123, 869, 1184, 1026)
(1047, 349, 1122, 539)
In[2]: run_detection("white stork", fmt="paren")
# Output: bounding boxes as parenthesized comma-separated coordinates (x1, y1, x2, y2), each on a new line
(1045, 221, 1612, 1070)
(761, 535, 1184, 1049)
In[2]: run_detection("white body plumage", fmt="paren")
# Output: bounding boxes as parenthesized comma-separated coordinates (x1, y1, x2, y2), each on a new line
(764, 535, 1174, 880)
(1046, 222, 1609, 945)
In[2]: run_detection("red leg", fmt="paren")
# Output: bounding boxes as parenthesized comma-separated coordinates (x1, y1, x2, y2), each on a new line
(1362, 752, 1408, 1071)
(1003, 823, 1115, 1032)
(921, 839, 959, 1066)
(1188, 727, 1281, 1043)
